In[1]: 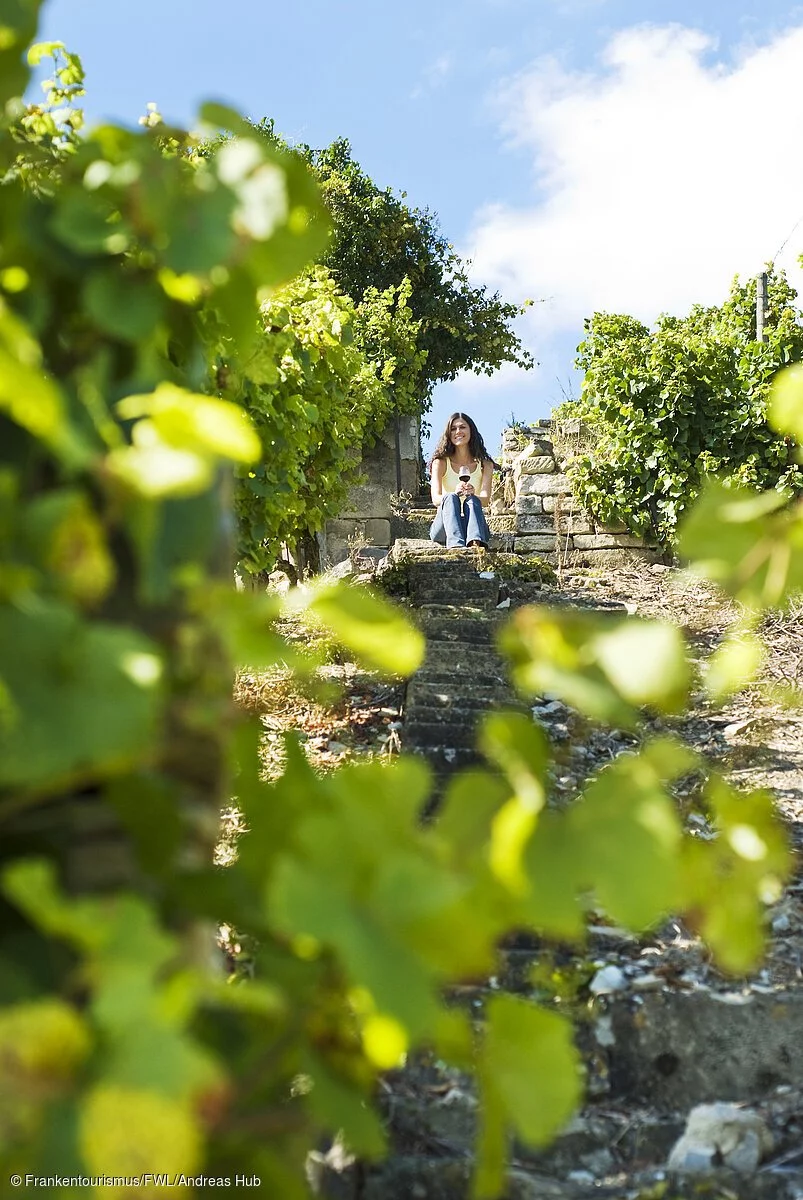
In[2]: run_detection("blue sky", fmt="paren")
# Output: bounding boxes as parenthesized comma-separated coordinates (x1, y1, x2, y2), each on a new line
(35, 0, 803, 455)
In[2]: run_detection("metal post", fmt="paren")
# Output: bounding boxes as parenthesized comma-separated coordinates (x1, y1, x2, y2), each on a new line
(756, 271, 768, 344)
(394, 409, 402, 496)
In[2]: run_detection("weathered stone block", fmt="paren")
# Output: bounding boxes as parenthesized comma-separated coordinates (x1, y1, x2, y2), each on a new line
(339, 417, 420, 519)
(514, 535, 556, 553)
(325, 538, 350, 565)
(518, 473, 571, 497)
(516, 514, 554, 535)
(517, 455, 556, 475)
(488, 514, 516, 533)
(326, 518, 391, 544)
(542, 493, 580, 513)
(365, 518, 391, 544)
(515, 495, 544, 515)
(555, 510, 594, 535)
(572, 547, 663, 568)
(510, 437, 553, 457)
(605, 987, 803, 1107)
(340, 482, 393, 520)
(573, 533, 646, 549)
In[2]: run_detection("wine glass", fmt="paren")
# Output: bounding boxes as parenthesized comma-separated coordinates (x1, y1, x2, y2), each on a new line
(458, 465, 471, 514)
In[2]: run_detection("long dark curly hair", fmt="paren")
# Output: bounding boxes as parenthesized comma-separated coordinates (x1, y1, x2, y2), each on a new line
(429, 412, 493, 469)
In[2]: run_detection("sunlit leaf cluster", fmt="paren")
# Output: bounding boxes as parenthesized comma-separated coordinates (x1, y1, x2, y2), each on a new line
(558, 270, 803, 543)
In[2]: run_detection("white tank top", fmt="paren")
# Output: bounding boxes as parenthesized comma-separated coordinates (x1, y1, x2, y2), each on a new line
(443, 458, 483, 494)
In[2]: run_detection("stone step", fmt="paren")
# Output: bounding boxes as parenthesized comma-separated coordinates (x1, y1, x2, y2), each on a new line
(405, 697, 515, 728)
(409, 571, 499, 594)
(415, 615, 499, 645)
(418, 650, 510, 680)
(403, 722, 480, 750)
(411, 590, 499, 612)
(409, 745, 481, 774)
(406, 680, 518, 709)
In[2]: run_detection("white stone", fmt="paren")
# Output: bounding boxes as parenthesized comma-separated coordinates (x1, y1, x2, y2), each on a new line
(518, 473, 572, 496)
(667, 1103, 772, 1175)
(589, 965, 627, 995)
(594, 1014, 616, 1047)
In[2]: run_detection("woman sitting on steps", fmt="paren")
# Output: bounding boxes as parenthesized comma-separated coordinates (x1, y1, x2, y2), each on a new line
(429, 412, 493, 550)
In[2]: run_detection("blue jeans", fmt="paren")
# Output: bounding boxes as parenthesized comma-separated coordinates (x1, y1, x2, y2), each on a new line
(430, 493, 491, 548)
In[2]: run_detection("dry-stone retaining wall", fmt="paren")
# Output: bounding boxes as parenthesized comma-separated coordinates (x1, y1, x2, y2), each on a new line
(323, 416, 420, 565)
(500, 420, 662, 567)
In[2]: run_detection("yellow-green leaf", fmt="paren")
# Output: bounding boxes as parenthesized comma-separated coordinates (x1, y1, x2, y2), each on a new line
(117, 383, 261, 464)
(300, 582, 424, 676)
(768, 362, 803, 441)
(487, 997, 581, 1143)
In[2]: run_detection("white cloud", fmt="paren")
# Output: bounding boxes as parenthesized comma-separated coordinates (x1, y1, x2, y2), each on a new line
(467, 22, 803, 355)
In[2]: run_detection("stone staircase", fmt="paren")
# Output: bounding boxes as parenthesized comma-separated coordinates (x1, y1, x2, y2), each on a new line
(387, 540, 525, 787)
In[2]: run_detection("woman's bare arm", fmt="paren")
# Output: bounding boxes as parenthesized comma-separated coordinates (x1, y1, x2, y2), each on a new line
(430, 457, 447, 505)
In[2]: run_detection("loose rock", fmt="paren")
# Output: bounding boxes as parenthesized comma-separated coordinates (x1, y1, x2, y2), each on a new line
(667, 1102, 773, 1174)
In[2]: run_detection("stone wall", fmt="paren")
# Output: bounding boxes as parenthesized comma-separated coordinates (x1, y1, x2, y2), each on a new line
(323, 416, 420, 565)
(500, 420, 662, 566)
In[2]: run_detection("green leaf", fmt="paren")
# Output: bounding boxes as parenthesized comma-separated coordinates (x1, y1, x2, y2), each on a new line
(678, 477, 803, 607)
(499, 607, 689, 727)
(705, 627, 764, 702)
(106, 436, 212, 499)
(300, 581, 425, 676)
(304, 1050, 386, 1159)
(593, 619, 689, 710)
(436, 769, 510, 865)
(84, 269, 164, 342)
(0, 305, 88, 465)
(24, 489, 115, 606)
(522, 811, 585, 941)
(478, 710, 549, 805)
(478, 713, 549, 893)
(196, 101, 254, 139)
(117, 384, 261, 464)
(768, 362, 803, 440)
(50, 190, 129, 255)
(682, 777, 791, 974)
(269, 857, 437, 1034)
(475, 996, 581, 1197)
(569, 741, 688, 928)
(2, 859, 103, 953)
(0, 600, 163, 788)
